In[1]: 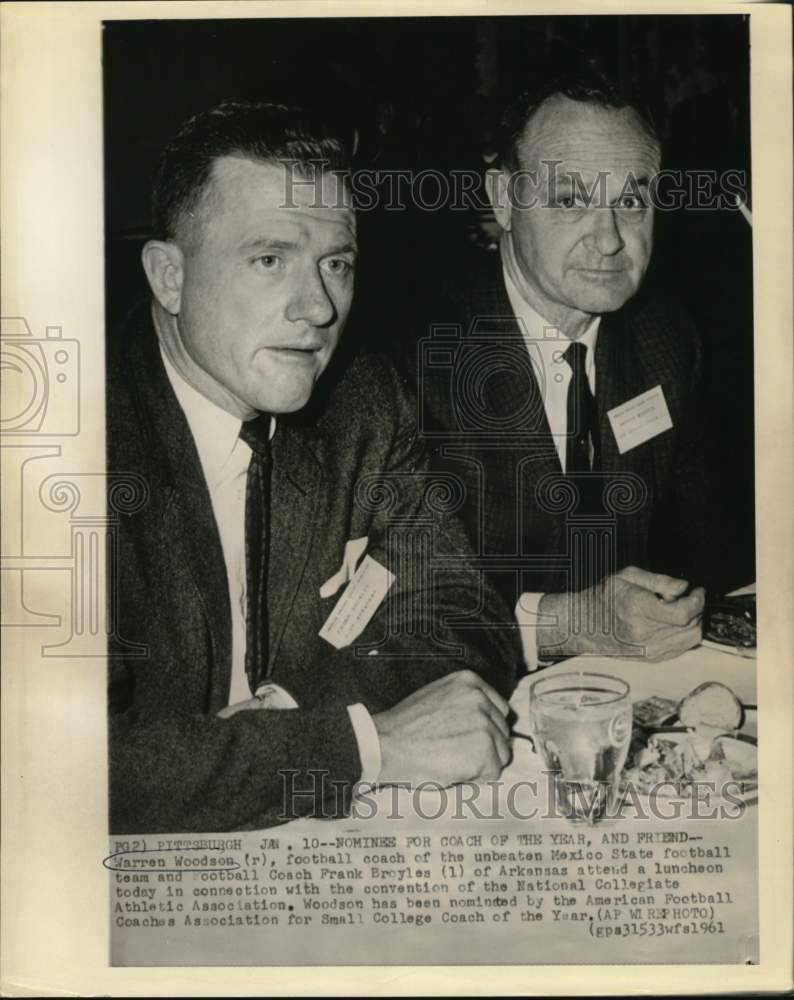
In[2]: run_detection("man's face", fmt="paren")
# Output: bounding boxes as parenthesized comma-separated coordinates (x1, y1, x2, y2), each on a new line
(502, 96, 660, 329)
(169, 157, 356, 416)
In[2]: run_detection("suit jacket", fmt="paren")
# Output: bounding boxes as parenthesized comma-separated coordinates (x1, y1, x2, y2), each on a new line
(107, 305, 519, 834)
(415, 253, 714, 612)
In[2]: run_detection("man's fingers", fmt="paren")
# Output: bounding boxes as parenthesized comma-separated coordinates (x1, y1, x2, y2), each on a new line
(664, 586, 705, 625)
(683, 586, 706, 618)
(478, 731, 511, 776)
(482, 701, 511, 741)
(493, 730, 512, 768)
(644, 621, 702, 661)
(637, 586, 705, 627)
(216, 697, 265, 719)
(618, 565, 689, 599)
(464, 672, 510, 717)
(655, 576, 690, 602)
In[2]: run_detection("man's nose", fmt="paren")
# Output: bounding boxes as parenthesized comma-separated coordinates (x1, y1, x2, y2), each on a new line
(285, 266, 336, 327)
(584, 207, 625, 256)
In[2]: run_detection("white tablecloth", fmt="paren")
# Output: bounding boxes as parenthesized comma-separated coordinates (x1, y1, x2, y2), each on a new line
(505, 641, 757, 789)
(282, 637, 758, 831)
(273, 641, 758, 965)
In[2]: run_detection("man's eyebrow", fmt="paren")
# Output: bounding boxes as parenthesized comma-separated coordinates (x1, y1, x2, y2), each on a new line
(554, 174, 653, 187)
(240, 237, 302, 251)
(325, 241, 358, 255)
(240, 237, 358, 254)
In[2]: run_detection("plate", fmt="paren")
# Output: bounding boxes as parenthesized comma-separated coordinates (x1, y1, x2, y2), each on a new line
(703, 594, 756, 653)
(621, 729, 758, 805)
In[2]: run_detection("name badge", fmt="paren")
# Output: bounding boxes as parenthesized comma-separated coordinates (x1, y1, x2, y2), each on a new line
(607, 385, 673, 455)
(319, 536, 369, 599)
(319, 555, 395, 650)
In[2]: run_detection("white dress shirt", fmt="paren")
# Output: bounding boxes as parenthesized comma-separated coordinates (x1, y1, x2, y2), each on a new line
(502, 262, 600, 469)
(500, 265, 601, 672)
(160, 347, 381, 784)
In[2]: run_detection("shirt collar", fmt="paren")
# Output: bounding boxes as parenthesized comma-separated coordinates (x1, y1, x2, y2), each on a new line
(160, 345, 245, 484)
(501, 245, 600, 365)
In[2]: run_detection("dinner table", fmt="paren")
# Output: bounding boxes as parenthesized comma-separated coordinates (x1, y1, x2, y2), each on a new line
(115, 592, 760, 969)
(238, 614, 758, 966)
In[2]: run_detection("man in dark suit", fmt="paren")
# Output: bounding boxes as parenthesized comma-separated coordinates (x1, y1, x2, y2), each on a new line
(108, 101, 518, 834)
(418, 71, 710, 670)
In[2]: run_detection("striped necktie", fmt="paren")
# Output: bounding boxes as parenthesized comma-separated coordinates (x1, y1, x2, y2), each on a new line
(239, 414, 272, 695)
(564, 341, 599, 474)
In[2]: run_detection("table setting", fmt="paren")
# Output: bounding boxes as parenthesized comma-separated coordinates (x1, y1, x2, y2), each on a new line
(266, 586, 759, 967)
(330, 584, 759, 827)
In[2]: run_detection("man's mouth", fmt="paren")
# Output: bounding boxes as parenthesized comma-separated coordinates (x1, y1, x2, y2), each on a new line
(574, 267, 628, 280)
(269, 344, 324, 355)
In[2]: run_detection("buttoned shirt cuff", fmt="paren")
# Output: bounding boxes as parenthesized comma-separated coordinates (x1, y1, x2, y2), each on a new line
(253, 682, 299, 709)
(515, 592, 547, 673)
(347, 703, 382, 785)
(252, 686, 380, 783)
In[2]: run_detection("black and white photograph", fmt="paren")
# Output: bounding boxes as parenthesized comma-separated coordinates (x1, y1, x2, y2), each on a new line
(2, 1, 792, 994)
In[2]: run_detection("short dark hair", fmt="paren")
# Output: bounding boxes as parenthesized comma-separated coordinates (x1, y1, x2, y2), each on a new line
(499, 68, 659, 171)
(152, 100, 351, 243)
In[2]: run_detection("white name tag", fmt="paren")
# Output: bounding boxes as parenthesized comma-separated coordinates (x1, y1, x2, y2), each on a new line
(319, 536, 369, 599)
(319, 555, 395, 650)
(607, 385, 673, 455)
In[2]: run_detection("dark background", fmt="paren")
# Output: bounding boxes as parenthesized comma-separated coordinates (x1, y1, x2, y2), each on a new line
(104, 14, 755, 589)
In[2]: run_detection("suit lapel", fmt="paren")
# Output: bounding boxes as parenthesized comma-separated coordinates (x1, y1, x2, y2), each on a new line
(266, 420, 322, 673)
(596, 308, 657, 474)
(596, 310, 630, 472)
(456, 260, 562, 583)
(596, 308, 656, 563)
(125, 311, 232, 705)
(122, 308, 326, 698)
(459, 261, 561, 479)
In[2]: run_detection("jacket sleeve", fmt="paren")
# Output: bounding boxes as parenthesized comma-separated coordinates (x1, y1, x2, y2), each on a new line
(109, 679, 364, 834)
(647, 314, 717, 592)
(108, 355, 519, 835)
(671, 327, 713, 588)
(292, 361, 521, 713)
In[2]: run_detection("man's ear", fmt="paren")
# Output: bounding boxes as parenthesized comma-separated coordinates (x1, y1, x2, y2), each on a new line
(141, 240, 184, 315)
(486, 168, 512, 233)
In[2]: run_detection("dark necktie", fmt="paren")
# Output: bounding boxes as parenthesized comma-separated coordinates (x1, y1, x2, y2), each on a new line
(239, 414, 272, 695)
(564, 341, 599, 474)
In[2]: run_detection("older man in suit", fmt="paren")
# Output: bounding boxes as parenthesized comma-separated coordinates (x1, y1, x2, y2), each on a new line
(108, 101, 518, 834)
(418, 70, 710, 670)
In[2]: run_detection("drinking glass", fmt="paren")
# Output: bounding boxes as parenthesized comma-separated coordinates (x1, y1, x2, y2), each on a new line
(529, 672, 632, 823)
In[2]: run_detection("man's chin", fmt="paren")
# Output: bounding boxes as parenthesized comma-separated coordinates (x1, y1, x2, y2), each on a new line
(252, 381, 316, 416)
(569, 279, 636, 315)
(260, 394, 313, 416)
(247, 354, 330, 414)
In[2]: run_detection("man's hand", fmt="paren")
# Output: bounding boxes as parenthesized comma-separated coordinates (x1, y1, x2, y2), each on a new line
(216, 697, 268, 719)
(537, 566, 705, 662)
(372, 671, 512, 786)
